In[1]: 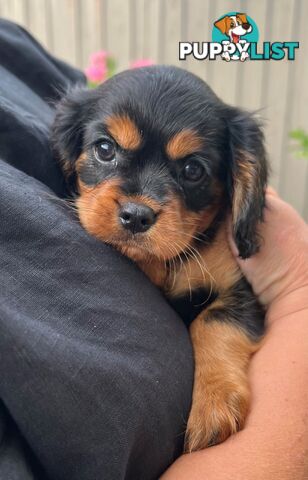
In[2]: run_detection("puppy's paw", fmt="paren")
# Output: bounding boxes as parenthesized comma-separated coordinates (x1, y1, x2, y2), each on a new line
(184, 380, 249, 452)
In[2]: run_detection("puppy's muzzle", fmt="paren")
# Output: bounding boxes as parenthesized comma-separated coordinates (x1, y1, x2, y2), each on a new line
(242, 23, 251, 31)
(119, 202, 157, 234)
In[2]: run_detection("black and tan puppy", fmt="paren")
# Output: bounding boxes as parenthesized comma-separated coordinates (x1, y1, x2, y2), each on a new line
(52, 66, 267, 452)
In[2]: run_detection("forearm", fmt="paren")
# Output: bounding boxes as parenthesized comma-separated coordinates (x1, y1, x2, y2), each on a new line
(162, 289, 308, 480)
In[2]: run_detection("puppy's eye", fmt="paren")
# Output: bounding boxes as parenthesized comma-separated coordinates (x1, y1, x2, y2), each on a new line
(230, 22, 235, 27)
(183, 160, 205, 182)
(94, 140, 115, 162)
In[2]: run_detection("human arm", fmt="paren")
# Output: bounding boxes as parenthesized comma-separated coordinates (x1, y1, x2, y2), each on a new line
(161, 191, 308, 480)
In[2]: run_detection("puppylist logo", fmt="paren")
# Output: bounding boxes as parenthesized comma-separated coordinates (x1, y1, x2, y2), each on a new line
(179, 12, 299, 62)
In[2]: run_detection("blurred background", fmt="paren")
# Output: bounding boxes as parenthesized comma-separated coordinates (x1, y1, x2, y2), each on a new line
(0, 0, 307, 220)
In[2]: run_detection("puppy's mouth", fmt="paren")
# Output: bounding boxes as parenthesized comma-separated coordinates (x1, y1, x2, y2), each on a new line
(110, 234, 156, 262)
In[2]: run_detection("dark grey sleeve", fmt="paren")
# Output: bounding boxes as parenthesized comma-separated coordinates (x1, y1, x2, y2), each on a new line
(0, 160, 193, 480)
(0, 19, 193, 479)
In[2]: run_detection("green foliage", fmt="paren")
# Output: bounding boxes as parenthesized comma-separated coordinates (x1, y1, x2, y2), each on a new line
(289, 129, 308, 158)
(106, 56, 117, 78)
(87, 81, 98, 89)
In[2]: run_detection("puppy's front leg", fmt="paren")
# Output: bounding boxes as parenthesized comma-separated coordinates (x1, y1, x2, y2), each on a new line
(184, 297, 261, 452)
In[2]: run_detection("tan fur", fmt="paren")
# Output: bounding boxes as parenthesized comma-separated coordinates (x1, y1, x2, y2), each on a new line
(232, 151, 257, 225)
(138, 258, 168, 287)
(166, 130, 204, 160)
(77, 178, 124, 242)
(76, 152, 87, 173)
(61, 160, 73, 177)
(185, 316, 260, 452)
(236, 13, 248, 24)
(214, 16, 232, 35)
(168, 223, 242, 298)
(106, 115, 141, 150)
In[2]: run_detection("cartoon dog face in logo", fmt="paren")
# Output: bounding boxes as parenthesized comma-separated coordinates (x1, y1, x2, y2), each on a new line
(214, 13, 253, 62)
(214, 13, 252, 44)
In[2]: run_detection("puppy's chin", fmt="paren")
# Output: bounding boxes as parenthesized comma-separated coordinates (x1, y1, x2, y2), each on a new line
(114, 238, 157, 262)
(101, 233, 153, 262)
(89, 231, 190, 263)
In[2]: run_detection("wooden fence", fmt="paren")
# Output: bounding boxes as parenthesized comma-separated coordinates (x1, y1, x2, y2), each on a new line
(1, 0, 307, 219)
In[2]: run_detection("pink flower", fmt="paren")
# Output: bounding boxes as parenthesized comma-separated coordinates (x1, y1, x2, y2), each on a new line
(90, 51, 108, 67)
(85, 50, 111, 84)
(85, 64, 107, 83)
(130, 59, 155, 69)
(85, 52, 154, 85)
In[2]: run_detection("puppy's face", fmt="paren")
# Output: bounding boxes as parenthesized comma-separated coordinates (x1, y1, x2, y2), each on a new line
(53, 66, 267, 260)
(70, 69, 227, 262)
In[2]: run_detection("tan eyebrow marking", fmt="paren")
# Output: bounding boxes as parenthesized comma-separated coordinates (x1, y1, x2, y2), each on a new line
(106, 115, 141, 150)
(166, 130, 203, 160)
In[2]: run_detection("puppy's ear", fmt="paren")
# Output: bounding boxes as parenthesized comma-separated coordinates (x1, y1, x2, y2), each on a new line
(225, 108, 268, 259)
(214, 16, 228, 35)
(51, 87, 96, 191)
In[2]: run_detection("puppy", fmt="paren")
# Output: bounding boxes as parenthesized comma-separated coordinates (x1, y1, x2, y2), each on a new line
(52, 66, 268, 452)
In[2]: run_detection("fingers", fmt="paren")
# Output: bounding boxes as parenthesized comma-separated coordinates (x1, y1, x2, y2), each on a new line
(228, 188, 308, 306)
(266, 186, 279, 197)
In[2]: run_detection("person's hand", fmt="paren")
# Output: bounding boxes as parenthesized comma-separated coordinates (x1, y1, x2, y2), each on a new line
(229, 188, 308, 320)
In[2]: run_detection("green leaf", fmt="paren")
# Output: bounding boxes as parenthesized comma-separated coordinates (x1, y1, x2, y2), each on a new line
(87, 81, 99, 89)
(289, 129, 308, 159)
(107, 56, 117, 78)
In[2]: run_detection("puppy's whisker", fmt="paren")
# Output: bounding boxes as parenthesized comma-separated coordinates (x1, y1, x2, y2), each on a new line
(155, 236, 184, 290)
(168, 237, 215, 302)
(184, 244, 216, 304)
(176, 246, 193, 301)
(165, 239, 196, 301)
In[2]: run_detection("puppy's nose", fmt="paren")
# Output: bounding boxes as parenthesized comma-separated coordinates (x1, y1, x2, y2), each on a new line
(119, 202, 156, 233)
(242, 23, 250, 30)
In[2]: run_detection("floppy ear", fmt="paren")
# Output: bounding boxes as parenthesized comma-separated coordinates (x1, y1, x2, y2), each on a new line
(225, 108, 268, 259)
(214, 16, 228, 35)
(51, 87, 96, 192)
(236, 13, 248, 24)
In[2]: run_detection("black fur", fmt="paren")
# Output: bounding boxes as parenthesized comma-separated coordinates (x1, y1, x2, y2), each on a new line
(169, 288, 218, 328)
(51, 87, 97, 192)
(225, 108, 268, 258)
(213, 278, 265, 339)
(169, 278, 264, 340)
